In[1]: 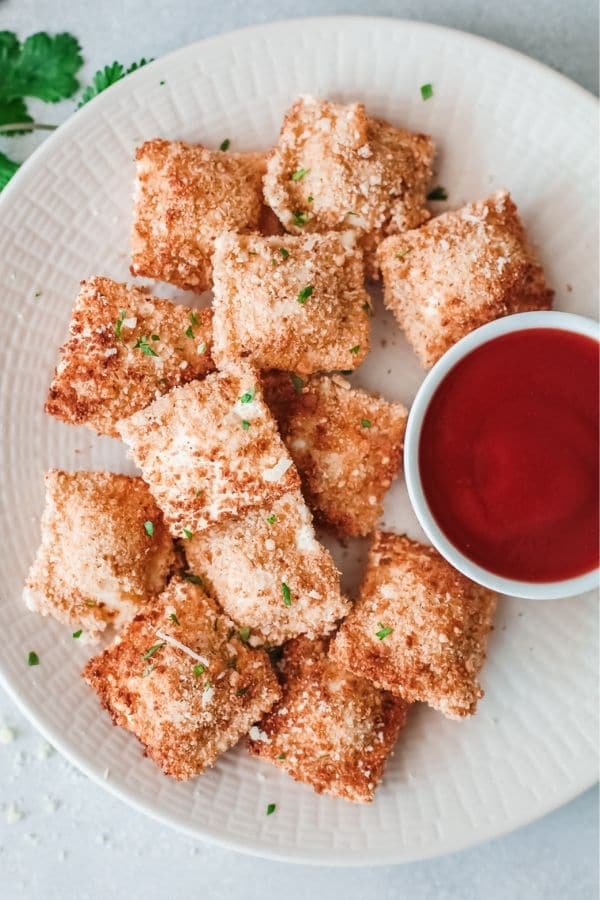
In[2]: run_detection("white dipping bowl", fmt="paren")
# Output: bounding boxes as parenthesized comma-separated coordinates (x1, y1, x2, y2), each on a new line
(404, 310, 599, 599)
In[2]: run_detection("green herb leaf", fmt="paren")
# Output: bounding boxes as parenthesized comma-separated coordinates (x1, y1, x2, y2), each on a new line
(395, 249, 410, 259)
(27, 650, 39, 666)
(238, 626, 251, 643)
(182, 528, 193, 540)
(281, 582, 292, 607)
(143, 520, 154, 537)
(185, 325, 194, 338)
(427, 186, 448, 201)
(290, 374, 304, 394)
(297, 284, 314, 304)
(266, 514, 277, 525)
(349, 345, 361, 355)
(420, 82, 433, 100)
(72, 629, 82, 639)
(291, 167, 309, 181)
(142, 642, 165, 660)
(142, 663, 155, 678)
(134, 336, 159, 357)
(266, 803, 276, 816)
(183, 572, 203, 585)
(0, 150, 19, 190)
(277, 752, 286, 760)
(169, 612, 180, 625)
(0, 97, 33, 135)
(114, 308, 126, 339)
(189, 312, 199, 326)
(278, 247, 289, 259)
(241, 420, 250, 430)
(193, 663, 205, 677)
(78, 58, 150, 107)
(239, 388, 255, 404)
(307, 194, 313, 203)
(219, 138, 230, 151)
(197, 341, 207, 354)
(360, 419, 372, 428)
(0, 31, 83, 103)
(236, 687, 248, 696)
(292, 210, 309, 227)
(375, 624, 393, 640)
(151, 334, 160, 341)
(361, 301, 372, 315)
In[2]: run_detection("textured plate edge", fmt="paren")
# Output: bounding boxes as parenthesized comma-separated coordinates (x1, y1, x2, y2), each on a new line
(0, 15, 598, 866)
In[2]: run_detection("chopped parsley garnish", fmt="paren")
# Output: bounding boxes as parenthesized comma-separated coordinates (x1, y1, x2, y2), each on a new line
(85, 599, 96, 607)
(72, 629, 82, 639)
(292, 210, 309, 227)
(219, 138, 230, 151)
(241, 419, 250, 430)
(142, 642, 165, 660)
(427, 186, 448, 201)
(142, 663, 155, 678)
(297, 284, 314, 304)
(183, 572, 203, 585)
(266, 514, 277, 525)
(238, 626, 251, 643)
(281, 582, 292, 607)
(193, 663, 205, 677)
(266, 803, 276, 816)
(203, 677, 213, 691)
(420, 83, 433, 100)
(290, 374, 305, 394)
(185, 325, 194, 338)
(27, 651, 39, 666)
(151, 334, 160, 341)
(291, 167, 309, 181)
(197, 341, 207, 354)
(239, 387, 255, 404)
(360, 419, 372, 428)
(189, 312, 199, 326)
(395, 249, 410, 259)
(169, 612, 180, 625)
(236, 687, 248, 696)
(114, 308, 127, 339)
(143, 520, 154, 537)
(134, 336, 159, 357)
(277, 752, 286, 760)
(307, 194, 313, 203)
(182, 528, 193, 540)
(278, 247, 289, 259)
(349, 345, 361, 355)
(376, 624, 393, 640)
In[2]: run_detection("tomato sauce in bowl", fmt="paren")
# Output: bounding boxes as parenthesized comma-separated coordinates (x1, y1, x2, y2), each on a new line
(418, 327, 599, 584)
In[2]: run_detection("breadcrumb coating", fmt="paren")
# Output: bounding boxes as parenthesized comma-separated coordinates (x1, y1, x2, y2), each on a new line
(330, 533, 497, 718)
(272, 373, 407, 536)
(117, 363, 300, 536)
(377, 190, 554, 367)
(211, 231, 370, 374)
(263, 96, 434, 277)
(45, 277, 214, 437)
(248, 635, 408, 802)
(185, 490, 348, 646)
(131, 139, 265, 291)
(82, 578, 281, 780)
(23, 470, 176, 642)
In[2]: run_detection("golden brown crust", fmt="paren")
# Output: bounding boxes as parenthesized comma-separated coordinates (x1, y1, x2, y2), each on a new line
(45, 277, 214, 437)
(271, 374, 407, 536)
(330, 533, 497, 718)
(377, 190, 554, 367)
(23, 470, 176, 641)
(117, 362, 301, 536)
(211, 231, 370, 374)
(82, 578, 281, 779)
(184, 490, 348, 646)
(248, 635, 408, 802)
(263, 96, 434, 277)
(131, 140, 265, 290)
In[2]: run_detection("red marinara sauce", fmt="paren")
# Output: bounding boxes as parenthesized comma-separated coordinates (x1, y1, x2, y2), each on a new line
(419, 328, 599, 582)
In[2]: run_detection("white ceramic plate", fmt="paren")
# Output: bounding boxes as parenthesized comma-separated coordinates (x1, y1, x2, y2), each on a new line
(0, 17, 597, 866)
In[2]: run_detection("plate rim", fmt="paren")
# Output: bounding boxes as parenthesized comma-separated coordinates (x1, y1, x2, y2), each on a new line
(0, 14, 597, 865)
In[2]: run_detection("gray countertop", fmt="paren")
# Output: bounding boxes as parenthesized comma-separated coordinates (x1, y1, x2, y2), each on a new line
(0, 1, 597, 898)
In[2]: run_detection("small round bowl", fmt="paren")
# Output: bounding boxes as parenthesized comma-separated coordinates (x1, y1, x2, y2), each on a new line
(404, 310, 600, 599)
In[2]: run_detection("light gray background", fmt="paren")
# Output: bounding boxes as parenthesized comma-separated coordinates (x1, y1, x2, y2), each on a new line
(0, 1, 598, 898)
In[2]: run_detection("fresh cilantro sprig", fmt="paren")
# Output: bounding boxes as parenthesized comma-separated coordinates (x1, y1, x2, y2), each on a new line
(77, 58, 151, 108)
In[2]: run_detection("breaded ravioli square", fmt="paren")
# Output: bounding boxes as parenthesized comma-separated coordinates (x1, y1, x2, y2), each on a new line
(185, 491, 348, 646)
(83, 578, 281, 780)
(23, 470, 176, 641)
(131, 139, 265, 291)
(275, 374, 407, 536)
(248, 636, 408, 802)
(45, 277, 214, 437)
(377, 190, 554, 367)
(330, 534, 497, 718)
(117, 363, 300, 536)
(211, 231, 370, 374)
(263, 96, 434, 276)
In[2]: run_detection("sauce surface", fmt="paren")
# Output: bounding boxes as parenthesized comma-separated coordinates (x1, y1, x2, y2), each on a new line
(419, 328, 599, 582)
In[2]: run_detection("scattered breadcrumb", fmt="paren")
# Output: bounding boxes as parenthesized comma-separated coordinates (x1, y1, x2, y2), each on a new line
(82, 578, 281, 780)
(117, 363, 300, 536)
(377, 190, 553, 367)
(248, 635, 408, 802)
(330, 533, 497, 718)
(23, 470, 177, 641)
(270, 373, 408, 536)
(45, 277, 214, 437)
(131, 139, 265, 290)
(263, 95, 434, 276)
(211, 231, 370, 373)
(185, 490, 349, 645)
